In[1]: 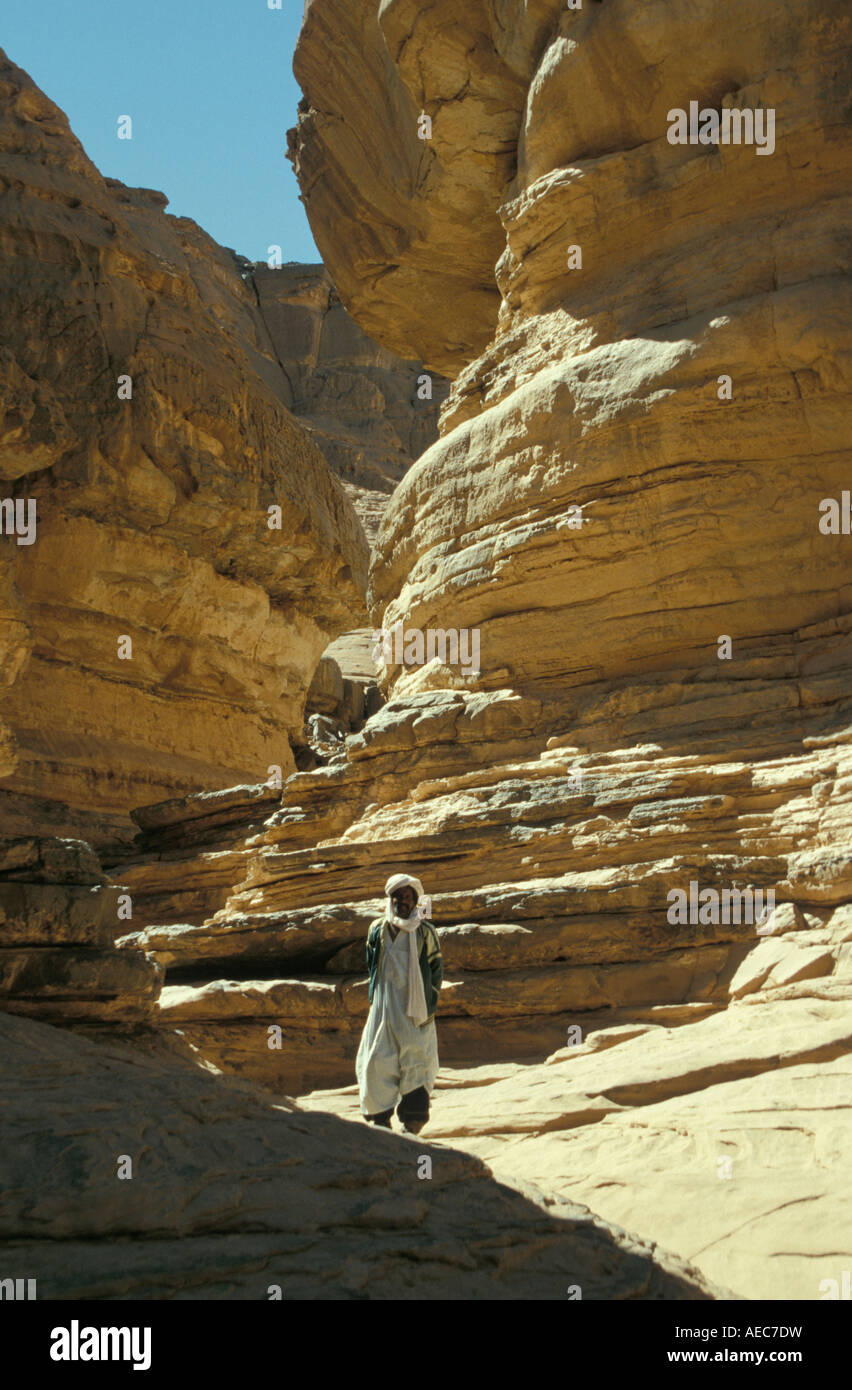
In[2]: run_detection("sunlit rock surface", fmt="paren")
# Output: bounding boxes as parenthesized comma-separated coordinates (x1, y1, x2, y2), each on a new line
(0, 1010, 726, 1300)
(0, 51, 368, 847)
(112, 0, 852, 1301)
(4, 0, 852, 1305)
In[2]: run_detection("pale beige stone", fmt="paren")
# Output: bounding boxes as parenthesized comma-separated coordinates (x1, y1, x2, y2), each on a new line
(764, 946, 837, 989)
(729, 940, 792, 999)
(0, 1010, 726, 1300)
(302, 1004, 852, 1299)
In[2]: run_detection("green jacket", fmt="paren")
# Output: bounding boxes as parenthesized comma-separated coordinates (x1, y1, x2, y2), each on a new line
(366, 917, 443, 1023)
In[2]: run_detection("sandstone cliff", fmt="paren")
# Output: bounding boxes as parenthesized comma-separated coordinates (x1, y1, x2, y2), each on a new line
(244, 261, 448, 499)
(287, 0, 540, 374)
(243, 259, 450, 694)
(0, 51, 368, 847)
(3, 0, 852, 1306)
(109, 0, 852, 1300)
(0, 833, 161, 1024)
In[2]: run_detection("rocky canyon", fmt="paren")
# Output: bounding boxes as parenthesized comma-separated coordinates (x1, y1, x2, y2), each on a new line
(2, 0, 851, 1307)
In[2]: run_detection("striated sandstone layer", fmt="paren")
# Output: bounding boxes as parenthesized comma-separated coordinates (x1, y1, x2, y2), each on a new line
(107, 0, 852, 1301)
(0, 1010, 726, 1300)
(120, 713, 852, 1090)
(363, 5, 852, 700)
(0, 835, 161, 1024)
(0, 52, 368, 847)
(105, 784, 284, 932)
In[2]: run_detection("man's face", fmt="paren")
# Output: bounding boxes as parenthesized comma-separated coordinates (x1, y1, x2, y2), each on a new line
(390, 885, 418, 918)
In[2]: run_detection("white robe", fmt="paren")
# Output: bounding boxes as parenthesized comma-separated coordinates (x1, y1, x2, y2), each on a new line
(356, 923, 439, 1115)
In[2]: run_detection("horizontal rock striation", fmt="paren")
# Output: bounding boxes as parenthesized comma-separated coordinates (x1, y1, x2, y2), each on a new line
(111, 8, 852, 1082)
(279, 0, 852, 1000)
(105, 783, 285, 931)
(0, 52, 368, 846)
(103, 0, 852, 1297)
(366, 8, 852, 702)
(115, 678, 852, 1089)
(0, 835, 161, 1023)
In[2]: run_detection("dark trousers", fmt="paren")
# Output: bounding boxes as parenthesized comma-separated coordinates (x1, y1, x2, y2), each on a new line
(366, 1085, 430, 1132)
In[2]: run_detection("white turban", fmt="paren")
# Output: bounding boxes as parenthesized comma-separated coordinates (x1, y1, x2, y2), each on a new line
(384, 873, 428, 1025)
(385, 872, 424, 900)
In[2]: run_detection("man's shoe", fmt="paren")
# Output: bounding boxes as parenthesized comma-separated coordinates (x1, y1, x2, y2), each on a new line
(396, 1085, 429, 1133)
(366, 1109, 393, 1128)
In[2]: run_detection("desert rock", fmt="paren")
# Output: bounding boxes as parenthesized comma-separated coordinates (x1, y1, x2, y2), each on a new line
(0, 835, 161, 1023)
(4, 0, 852, 1308)
(120, 0, 851, 1302)
(0, 51, 368, 847)
(0, 1010, 726, 1300)
(246, 261, 448, 495)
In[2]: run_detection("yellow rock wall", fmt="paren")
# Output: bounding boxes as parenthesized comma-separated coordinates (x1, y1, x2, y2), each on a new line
(0, 52, 369, 845)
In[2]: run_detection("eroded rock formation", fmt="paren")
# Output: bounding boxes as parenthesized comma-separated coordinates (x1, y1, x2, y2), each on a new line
(3, 0, 852, 1304)
(0, 834, 161, 1024)
(239, 261, 450, 690)
(287, 0, 550, 374)
(0, 51, 368, 847)
(244, 262, 448, 497)
(105, 0, 852, 1299)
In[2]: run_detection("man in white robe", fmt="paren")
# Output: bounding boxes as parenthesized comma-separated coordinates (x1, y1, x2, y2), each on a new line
(356, 873, 442, 1133)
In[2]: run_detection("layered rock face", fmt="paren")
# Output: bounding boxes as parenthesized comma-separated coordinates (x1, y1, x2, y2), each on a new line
(4, 0, 848, 1305)
(287, 0, 549, 373)
(245, 262, 448, 497)
(0, 52, 368, 847)
(0, 834, 161, 1024)
(241, 261, 449, 692)
(121, 723, 852, 1088)
(363, 2, 852, 707)
(105, 784, 284, 932)
(107, 0, 852, 1299)
(161, 0, 852, 1075)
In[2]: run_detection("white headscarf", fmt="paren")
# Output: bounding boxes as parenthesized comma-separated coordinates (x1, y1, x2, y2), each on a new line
(384, 873, 428, 1025)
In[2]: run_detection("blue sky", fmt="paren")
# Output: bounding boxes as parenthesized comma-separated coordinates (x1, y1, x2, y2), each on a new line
(3, 0, 320, 263)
